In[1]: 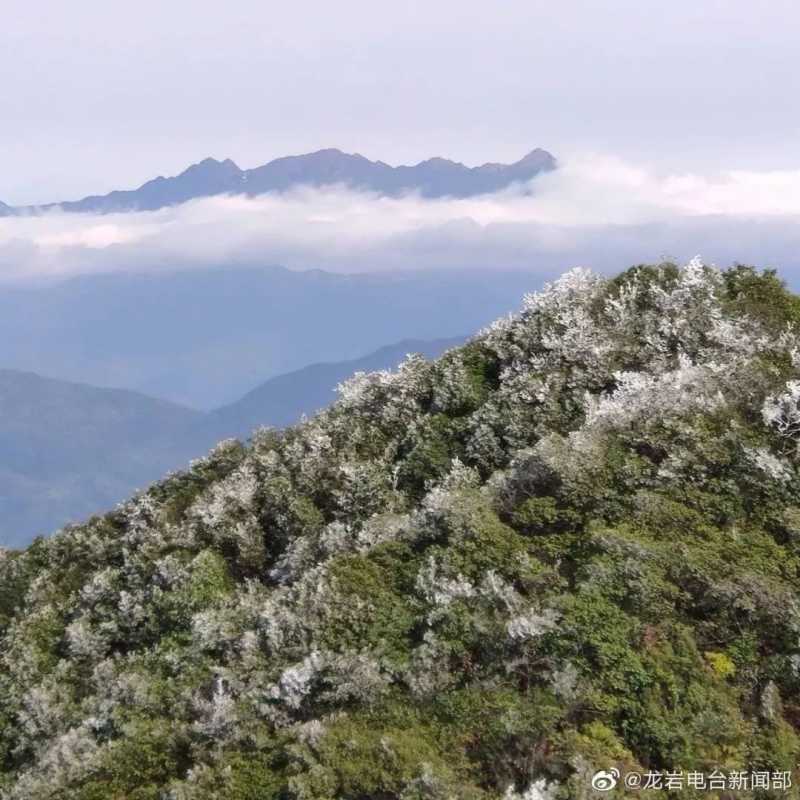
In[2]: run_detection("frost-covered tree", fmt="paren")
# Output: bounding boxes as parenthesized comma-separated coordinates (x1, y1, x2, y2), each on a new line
(2, 260, 800, 798)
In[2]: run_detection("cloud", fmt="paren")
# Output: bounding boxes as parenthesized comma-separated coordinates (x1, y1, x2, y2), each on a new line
(2, 155, 800, 284)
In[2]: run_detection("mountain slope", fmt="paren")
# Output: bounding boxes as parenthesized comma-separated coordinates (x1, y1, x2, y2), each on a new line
(0, 339, 460, 547)
(192, 337, 463, 449)
(0, 147, 556, 214)
(3, 262, 800, 797)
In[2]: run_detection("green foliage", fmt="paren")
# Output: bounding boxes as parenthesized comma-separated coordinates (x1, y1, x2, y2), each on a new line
(216, 754, 284, 800)
(321, 554, 416, 661)
(291, 704, 483, 800)
(722, 265, 800, 332)
(5, 262, 800, 798)
(67, 719, 191, 800)
(186, 549, 234, 608)
(429, 491, 545, 584)
(396, 414, 465, 497)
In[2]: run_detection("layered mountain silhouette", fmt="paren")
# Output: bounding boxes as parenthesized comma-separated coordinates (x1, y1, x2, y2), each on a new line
(0, 369, 200, 547)
(0, 337, 460, 547)
(186, 337, 462, 452)
(0, 266, 546, 408)
(0, 147, 556, 214)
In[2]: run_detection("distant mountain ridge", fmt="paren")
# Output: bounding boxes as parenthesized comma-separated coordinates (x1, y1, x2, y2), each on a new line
(188, 336, 463, 452)
(0, 147, 556, 214)
(0, 337, 461, 547)
(0, 368, 200, 547)
(0, 266, 547, 408)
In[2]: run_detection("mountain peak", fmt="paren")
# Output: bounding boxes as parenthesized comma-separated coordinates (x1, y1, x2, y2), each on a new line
(179, 157, 242, 176)
(6, 147, 557, 213)
(516, 147, 554, 164)
(416, 156, 463, 170)
(506, 149, 558, 179)
(309, 147, 346, 157)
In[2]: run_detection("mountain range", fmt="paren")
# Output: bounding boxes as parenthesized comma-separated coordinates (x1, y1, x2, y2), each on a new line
(0, 337, 460, 547)
(0, 147, 556, 214)
(0, 266, 546, 408)
(0, 262, 545, 546)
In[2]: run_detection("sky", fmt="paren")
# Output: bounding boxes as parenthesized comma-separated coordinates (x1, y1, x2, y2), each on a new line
(2, 0, 799, 205)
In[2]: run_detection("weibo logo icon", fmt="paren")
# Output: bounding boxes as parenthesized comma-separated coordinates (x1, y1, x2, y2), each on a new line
(591, 768, 620, 792)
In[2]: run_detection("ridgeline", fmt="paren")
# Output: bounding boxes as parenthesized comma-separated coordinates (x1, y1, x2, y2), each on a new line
(2, 261, 800, 798)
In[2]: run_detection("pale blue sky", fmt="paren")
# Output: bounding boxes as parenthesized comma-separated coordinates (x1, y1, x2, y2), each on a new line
(2, 0, 799, 204)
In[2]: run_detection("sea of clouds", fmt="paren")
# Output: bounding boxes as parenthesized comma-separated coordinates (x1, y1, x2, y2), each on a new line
(2, 155, 800, 284)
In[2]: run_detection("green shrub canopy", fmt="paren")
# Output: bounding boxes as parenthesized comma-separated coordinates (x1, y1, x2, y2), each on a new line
(2, 260, 800, 798)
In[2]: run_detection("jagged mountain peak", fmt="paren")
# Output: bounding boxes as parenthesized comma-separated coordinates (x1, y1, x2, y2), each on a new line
(515, 146, 556, 165)
(180, 156, 242, 174)
(3, 146, 557, 214)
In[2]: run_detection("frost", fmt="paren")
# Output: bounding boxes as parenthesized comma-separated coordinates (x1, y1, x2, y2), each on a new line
(522, 266, 602, 315)
(504, 779, 558, 800)
(318, 652, 388, 705)
(193, 676, 237, 738)
(763, 380, 800, 444)
(507, 608, 559, 641)
(295, 718, 326, 747)
(5, 725, 100, 800)
(585, 357, 727, 431)
(744, 446, 793, 482)
(78, 568, 118, 606)
(268, 651, 324, 710)
(190, 460, 260, 528)
(416, 557, 476, 609)
(64, 619, 106, 660)
(550, 662, 580, 700)
(521, 268, 608, 369)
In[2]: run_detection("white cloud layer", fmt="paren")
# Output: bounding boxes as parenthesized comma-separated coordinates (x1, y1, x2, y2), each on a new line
(2, 155, 800, 284)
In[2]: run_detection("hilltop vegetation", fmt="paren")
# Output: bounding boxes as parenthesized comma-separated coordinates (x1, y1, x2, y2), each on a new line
(2, 261, 800, 798)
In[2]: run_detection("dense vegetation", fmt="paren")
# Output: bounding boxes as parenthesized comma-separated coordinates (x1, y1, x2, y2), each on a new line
(2, 261, 800, 798)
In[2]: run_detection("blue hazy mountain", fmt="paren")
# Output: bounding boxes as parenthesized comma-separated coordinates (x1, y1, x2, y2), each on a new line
(188, 336, 463, 451)
(0, 147, 556, 214)
(0, 369, 200, 548)
(0, 338, 460, 548)
(0, 266, 546, 409)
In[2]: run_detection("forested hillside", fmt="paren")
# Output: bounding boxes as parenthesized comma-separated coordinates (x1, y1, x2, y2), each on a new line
(2, 261, 800, 798)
